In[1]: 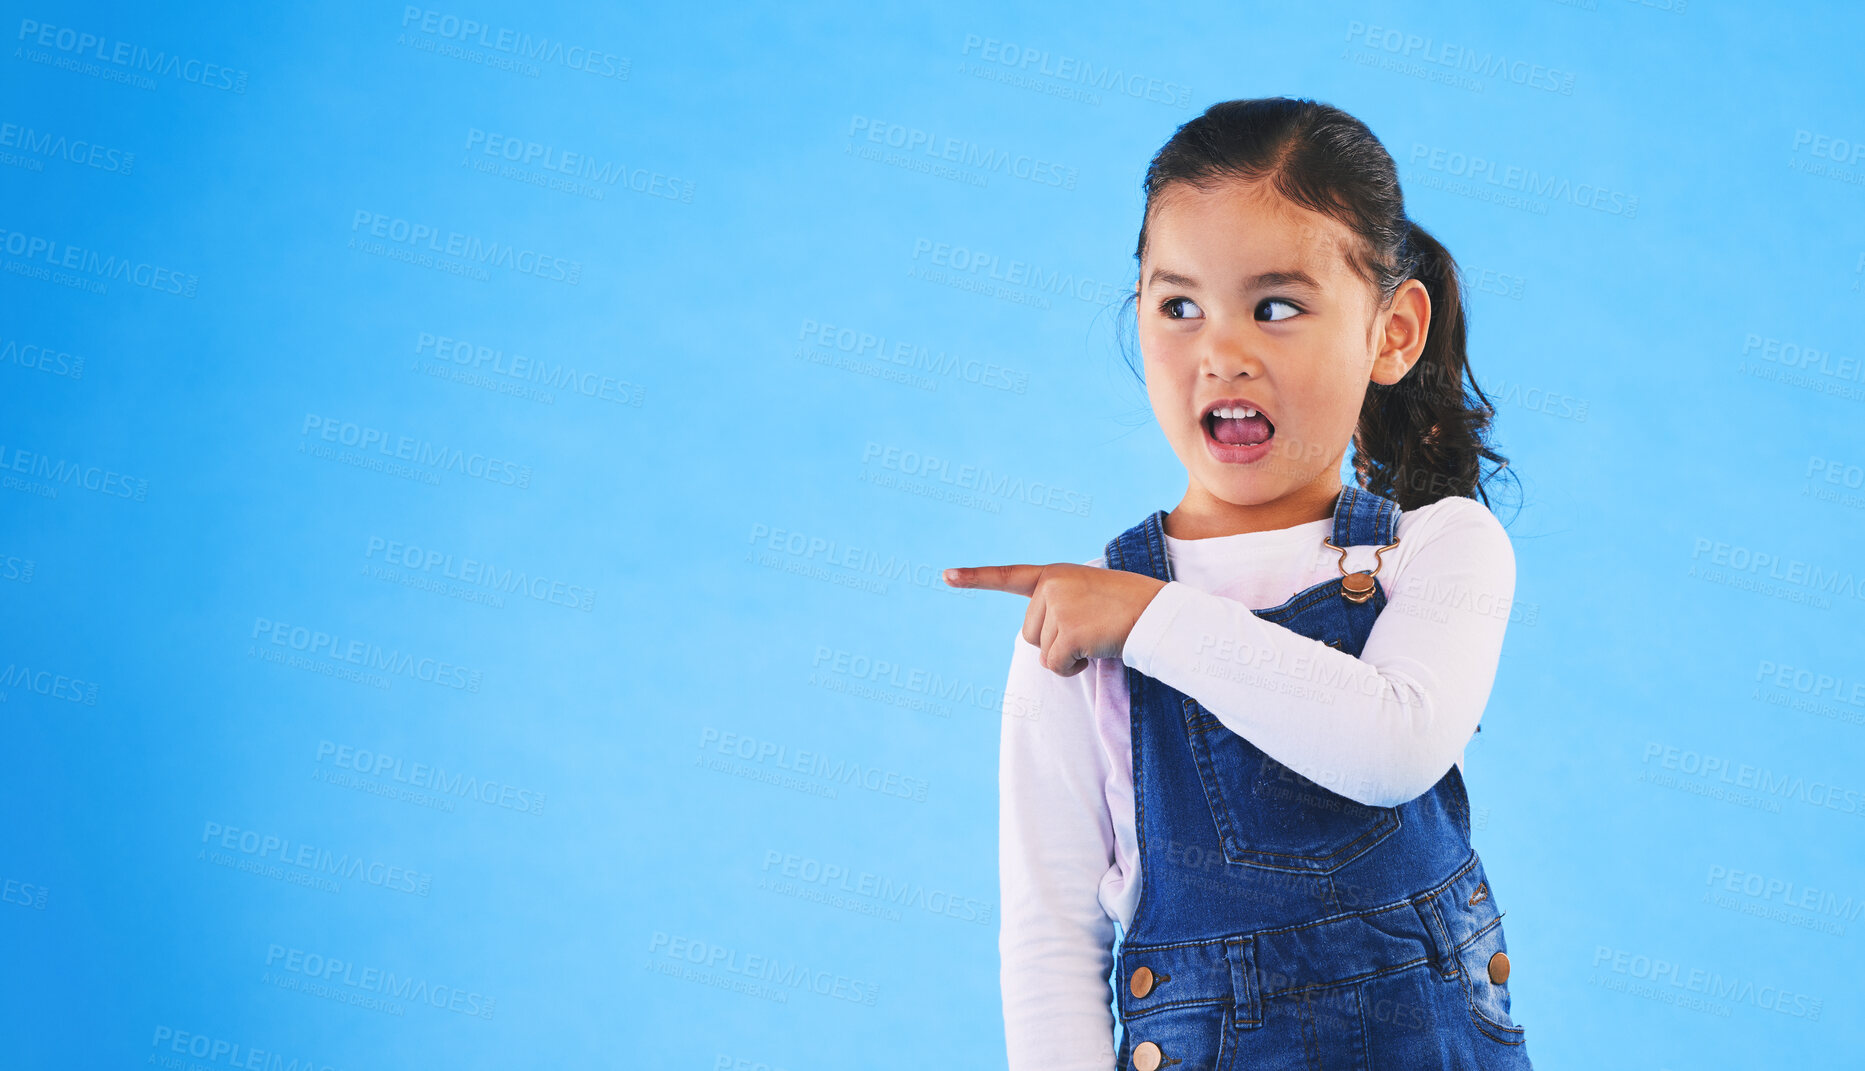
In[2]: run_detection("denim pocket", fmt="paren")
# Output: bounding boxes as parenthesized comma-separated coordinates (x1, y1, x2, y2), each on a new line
(1451, 903, 1526, 1044)
(1182, 697, 1401, 874)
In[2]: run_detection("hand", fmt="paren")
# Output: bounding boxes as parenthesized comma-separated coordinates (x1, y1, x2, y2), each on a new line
(944, 563, 1167, 677)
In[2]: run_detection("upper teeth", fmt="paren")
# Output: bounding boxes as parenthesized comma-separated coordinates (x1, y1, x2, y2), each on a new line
(1212, 406, 1259, 418)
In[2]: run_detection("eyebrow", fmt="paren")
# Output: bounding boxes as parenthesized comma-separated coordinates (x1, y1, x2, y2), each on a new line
(1146, 267, 1323, 292)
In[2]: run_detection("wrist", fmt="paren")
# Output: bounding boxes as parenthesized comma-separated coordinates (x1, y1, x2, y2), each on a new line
(1121, 580, 1182, 669)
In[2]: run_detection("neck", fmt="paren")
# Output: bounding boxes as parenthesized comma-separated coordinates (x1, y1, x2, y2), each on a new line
(1164, 474, 1344, 539)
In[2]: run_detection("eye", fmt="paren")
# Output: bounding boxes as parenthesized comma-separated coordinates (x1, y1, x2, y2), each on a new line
(1159, 296, 1204, 320)
(1258, 298, 1301, 322)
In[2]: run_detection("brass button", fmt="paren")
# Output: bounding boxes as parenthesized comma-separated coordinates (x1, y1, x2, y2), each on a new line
(1341, 571, 1377, 603)
(1488, 951, 1510, 985)
(1132, 1040, 1163, 1071)
(1129, 965, 1155, 998)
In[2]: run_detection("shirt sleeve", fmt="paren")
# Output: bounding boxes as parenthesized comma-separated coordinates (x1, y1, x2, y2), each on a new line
(1000, 618, 1120, 1070)
(1119, 497, 1515, 809)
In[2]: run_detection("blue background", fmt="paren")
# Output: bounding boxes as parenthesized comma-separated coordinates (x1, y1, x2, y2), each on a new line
(4, 1, 1863, 1067)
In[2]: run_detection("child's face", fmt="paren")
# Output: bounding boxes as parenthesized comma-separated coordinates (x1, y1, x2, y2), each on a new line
(1136, 179, 1417, 514)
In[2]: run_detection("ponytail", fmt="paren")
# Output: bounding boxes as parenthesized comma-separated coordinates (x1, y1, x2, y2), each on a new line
(1352, 218, 1511, 510)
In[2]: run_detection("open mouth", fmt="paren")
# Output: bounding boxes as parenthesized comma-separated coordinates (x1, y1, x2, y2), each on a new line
(1201, 402, 1275, 447)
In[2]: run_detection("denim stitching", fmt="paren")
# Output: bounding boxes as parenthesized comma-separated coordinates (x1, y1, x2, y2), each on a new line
(1181, 698, 1244, 852)
(1357, 981, 1375, 1070)
(1301, 989, 1319, 1070)
(1228, 936, 1259, 1028)
(1119, 885, 1474, 1005)
(1181, 696, 1402, 869)
(1447, 888, 1525, 1042)
(1118, 850, 1477, 958)
(1252, 577, 1350, 620)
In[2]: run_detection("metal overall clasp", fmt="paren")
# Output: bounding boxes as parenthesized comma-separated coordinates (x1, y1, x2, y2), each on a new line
(1320, 536, 1400, 604)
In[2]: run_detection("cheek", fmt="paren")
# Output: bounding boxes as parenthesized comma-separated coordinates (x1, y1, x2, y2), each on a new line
(1267, 369, 1361, 459)
(1137, 320, 1163, 360)
(1300, 386, 1371, 457)
(1141, 323, 1198, 373)
(1142, 349, 1190, 402)
(1144, 372, 1186, 431)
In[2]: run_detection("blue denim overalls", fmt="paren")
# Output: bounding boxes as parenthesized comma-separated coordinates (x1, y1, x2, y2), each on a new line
(1103, 486, 1533, 1070)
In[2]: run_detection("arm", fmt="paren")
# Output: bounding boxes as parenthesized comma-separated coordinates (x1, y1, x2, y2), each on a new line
(1000, 629, 1120, 1071)
(1120, 498, 1516, 809)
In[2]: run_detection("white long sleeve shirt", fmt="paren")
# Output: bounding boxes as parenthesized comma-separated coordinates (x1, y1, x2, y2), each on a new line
(997, 494, 1516, 1071)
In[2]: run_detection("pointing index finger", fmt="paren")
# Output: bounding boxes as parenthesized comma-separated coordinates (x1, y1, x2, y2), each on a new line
(943, 564, 1044, 596)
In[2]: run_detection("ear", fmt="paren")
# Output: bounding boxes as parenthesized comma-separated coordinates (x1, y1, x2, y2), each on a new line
(1369, 279, 1430, 386)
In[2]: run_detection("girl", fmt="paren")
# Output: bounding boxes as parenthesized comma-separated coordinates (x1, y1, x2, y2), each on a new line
(945, 98, 1532, 1070)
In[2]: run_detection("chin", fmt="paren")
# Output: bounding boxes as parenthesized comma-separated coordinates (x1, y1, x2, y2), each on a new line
(1197, 473, 1288, 507)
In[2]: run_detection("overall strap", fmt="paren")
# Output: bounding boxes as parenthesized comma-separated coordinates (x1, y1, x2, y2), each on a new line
(1104, 509, 1173, 583)
(1330, 485, 1401, 548)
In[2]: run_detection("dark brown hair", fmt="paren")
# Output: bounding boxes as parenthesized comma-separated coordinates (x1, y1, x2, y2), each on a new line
(1122, 96, 1515, 512)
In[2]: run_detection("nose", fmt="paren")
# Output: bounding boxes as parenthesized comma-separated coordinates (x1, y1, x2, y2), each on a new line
(1198, 318, 1263, 380)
